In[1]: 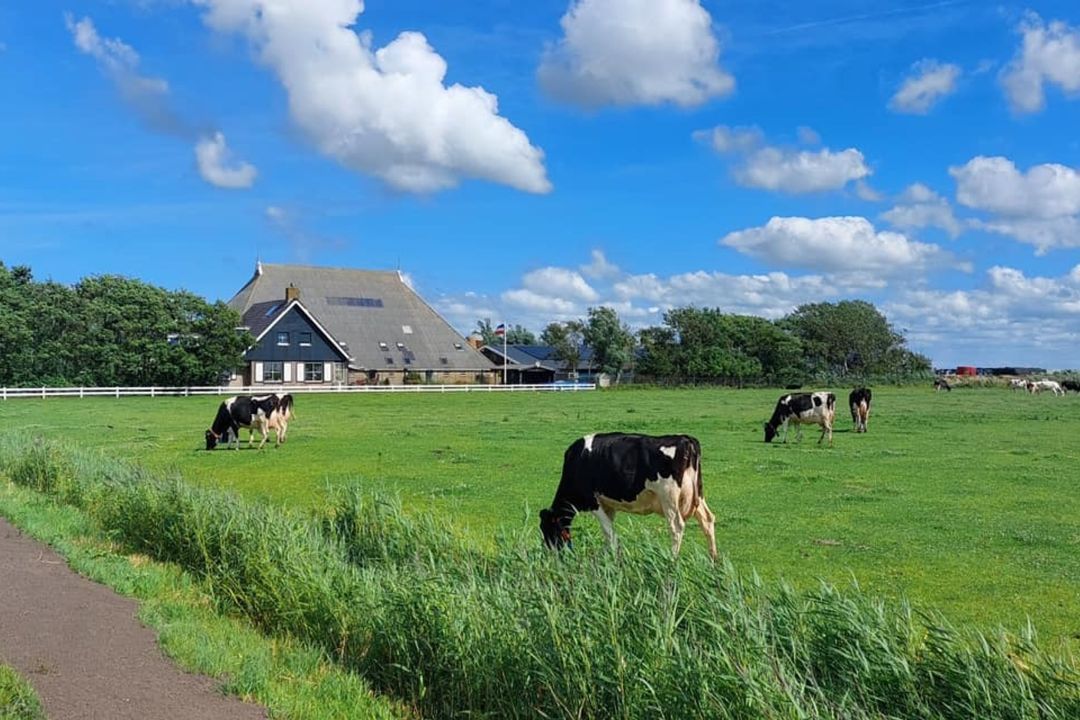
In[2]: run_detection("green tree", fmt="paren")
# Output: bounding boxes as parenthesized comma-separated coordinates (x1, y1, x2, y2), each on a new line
(541, 320, 586, 378)
(475, 319, 498, 347)
(582, 306, 635, 382)
(0, 266, 248, 387)
(504, 324, 536, 345)
(783, 300, 908, 376)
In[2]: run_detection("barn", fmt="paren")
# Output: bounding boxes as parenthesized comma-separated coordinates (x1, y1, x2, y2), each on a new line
(228, 262, 495, 386)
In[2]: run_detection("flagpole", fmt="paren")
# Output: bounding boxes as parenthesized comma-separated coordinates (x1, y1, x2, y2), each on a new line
(502, 323, 508, 385)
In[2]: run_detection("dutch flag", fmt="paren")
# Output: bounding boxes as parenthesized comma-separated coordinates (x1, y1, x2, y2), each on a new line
(494, 323, 506, 337)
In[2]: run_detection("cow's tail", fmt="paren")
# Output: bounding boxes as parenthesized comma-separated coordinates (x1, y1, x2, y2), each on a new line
(683, 437, 704, 510)
(826, 393, 836, 412)
(279, 394, 295, 420)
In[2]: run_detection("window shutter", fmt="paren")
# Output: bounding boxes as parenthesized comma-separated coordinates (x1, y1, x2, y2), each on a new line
(254, 362, 264, 383)
(324, 362, 333, 383)
(283, 362, 293, 383)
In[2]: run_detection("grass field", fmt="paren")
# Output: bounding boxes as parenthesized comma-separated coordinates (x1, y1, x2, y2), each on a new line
(1, 386, 1079, 642)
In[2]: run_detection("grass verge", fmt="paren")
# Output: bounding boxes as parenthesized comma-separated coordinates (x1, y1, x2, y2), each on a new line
(0, 478, 405, 720)
(0, 665, 44, 720)
(2, 433, 1079, 719)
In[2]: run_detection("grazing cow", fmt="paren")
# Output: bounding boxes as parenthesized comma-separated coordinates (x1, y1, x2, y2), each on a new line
(263, 394, 295, 445)
(539, 433, 717, 559)
(849, 388, 872, 433)
(1008, 378, 1027, 391)
(205, 394, 280, 450)
(764, 392, 836, 445)
(1029, 379, 1064, 396)
(1062, 380, 1080, 393)
(933, 378, 952, 392)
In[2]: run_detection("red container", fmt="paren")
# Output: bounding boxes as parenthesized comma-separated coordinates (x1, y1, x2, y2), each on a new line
(956, 366, 977, 376)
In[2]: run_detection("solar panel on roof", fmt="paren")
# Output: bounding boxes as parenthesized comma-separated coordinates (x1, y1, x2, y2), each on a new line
(327, 296, 383, 308)
(264, 302, 282, 317)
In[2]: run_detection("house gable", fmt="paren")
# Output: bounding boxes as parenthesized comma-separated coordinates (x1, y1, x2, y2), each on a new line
(244, 301, 351, 363)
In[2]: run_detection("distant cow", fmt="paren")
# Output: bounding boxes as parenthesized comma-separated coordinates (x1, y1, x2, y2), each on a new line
(1062, 380, 1080, 393)
(764, 392, 836, 445)
(1008, 378, 1027, 391)
(849, 388, 872, 433)
(539, 433, 717, 559)
(933, 378, 952, 392)
(205, 395, 280, 450)
(1028, 379, 1064, 396)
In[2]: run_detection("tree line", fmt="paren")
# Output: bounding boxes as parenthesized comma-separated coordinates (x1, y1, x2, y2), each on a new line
(0, 263, 249, 387)
(491, 300, 931, 386)
(1, 261, 929, 388)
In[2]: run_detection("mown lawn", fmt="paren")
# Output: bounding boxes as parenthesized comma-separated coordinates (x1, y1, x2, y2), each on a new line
(2, 386, 1078, 642)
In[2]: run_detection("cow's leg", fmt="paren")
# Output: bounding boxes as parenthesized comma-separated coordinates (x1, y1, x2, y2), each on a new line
(794, 422, 804, 443)
(694, 498, 717, 560)
(657, 486, 687, 557)
(818, 416, 833, 445)
(593, 506, 618, 550)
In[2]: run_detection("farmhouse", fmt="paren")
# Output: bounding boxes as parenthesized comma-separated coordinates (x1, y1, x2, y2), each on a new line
(228, 262, 494, 386)
(479, 344, 598, 384)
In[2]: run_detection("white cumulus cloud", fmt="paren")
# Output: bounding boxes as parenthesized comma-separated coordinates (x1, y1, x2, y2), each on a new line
(192, 0, 550, 194)
(889, 59, 961, 114)
(195, 133, 257, 189)
(886, 265, 1080, 367)
(521, 267, 599, 302)
(951, 156, 1080, 219)
(697, 125, 871, 194)
(538, 0, 734, 108)
(721, 216, 962, 274)
(1001, 12, 1080, 113)
(881, 183, 962, 238)
(737, 147, 870, 194)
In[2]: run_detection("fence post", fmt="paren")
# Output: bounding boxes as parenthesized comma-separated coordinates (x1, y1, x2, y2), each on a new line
(42, 387, 46, 399)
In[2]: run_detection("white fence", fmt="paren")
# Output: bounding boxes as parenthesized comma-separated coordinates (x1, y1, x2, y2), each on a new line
(0, 383, 596, 400)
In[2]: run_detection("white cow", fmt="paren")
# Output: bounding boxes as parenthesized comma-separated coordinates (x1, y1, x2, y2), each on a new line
(1029, 379, 1064, 396)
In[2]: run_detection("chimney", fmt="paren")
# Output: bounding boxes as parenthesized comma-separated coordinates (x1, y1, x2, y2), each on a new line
(285, 284, 300, 303)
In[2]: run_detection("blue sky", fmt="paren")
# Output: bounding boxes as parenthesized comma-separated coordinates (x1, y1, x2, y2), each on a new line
(2, 0, 1080, 368)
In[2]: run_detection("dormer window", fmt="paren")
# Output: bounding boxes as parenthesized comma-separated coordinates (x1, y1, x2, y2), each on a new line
(378, 342, 389, 351)
(396, 342, 405, 350)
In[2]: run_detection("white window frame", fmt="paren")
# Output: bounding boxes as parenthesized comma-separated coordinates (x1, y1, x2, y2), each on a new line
(276, 331, 290, 346)
(304, 362, 324, 382)
(264, 361, 284, 383)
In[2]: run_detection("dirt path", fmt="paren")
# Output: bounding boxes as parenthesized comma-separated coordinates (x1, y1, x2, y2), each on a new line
(0, 516, 268, 720)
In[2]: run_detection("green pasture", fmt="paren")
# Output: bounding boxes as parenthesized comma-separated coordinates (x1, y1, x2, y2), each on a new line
(1, 386, 1079, 641)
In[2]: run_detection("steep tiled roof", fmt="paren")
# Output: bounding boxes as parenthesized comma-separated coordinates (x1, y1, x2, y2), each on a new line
(228, 263, 494, 371)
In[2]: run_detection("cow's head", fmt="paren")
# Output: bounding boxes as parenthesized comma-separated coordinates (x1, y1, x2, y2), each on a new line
(539, 508, 572, 550)
(763, 422, 777, 443)
(205, 429, 218, 450)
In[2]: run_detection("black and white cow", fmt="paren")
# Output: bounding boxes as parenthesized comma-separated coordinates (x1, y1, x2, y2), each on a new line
(1062, 380, 1080, 393)
(849, 388, 872, 433)
(539, 433, 717, 559)
(204, 394, 281, 450)
(933, 377, 952, 392)
(763, 392, 836, 445)
(264, 394, 295, 445)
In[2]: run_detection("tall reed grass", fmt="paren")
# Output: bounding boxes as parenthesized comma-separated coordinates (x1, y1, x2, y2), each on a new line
(1, 434, 1077, 719)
